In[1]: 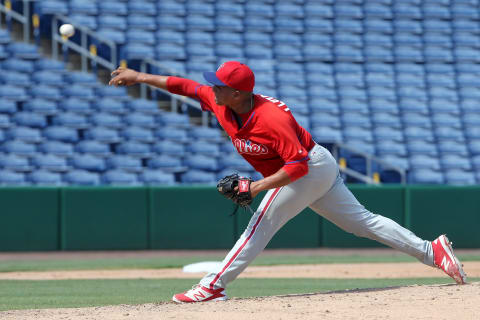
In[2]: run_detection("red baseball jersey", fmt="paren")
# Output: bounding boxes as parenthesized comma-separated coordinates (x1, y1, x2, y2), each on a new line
(167, 77, 315, 181)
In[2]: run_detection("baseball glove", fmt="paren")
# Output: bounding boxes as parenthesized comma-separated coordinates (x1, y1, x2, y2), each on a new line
(217, 173, 254, 207)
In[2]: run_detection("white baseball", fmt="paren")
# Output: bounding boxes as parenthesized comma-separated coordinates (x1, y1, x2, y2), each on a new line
(59, 24, 75, 37)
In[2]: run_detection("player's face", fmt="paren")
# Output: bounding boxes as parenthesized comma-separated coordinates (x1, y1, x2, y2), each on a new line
(212, 85, 235, 106)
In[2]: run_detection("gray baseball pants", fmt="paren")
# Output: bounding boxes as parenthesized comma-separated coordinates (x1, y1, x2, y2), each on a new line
(200, 144, 434, 290)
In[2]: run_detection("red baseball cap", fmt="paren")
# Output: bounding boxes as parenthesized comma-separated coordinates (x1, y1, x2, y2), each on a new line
(203, 61, 255, 92)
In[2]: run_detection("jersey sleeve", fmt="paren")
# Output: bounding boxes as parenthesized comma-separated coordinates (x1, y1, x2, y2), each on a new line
(166, 76, 215, 112)
(267, 114, 310, 182)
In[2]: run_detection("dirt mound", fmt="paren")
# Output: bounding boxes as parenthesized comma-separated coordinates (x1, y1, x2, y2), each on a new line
(2, 282, 478, 320)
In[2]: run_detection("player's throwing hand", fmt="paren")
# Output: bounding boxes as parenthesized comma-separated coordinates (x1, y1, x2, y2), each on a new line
(109, 67, 140, 87)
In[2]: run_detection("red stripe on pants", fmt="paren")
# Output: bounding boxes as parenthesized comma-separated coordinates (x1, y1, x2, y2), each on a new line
(209, 187, 281, 289)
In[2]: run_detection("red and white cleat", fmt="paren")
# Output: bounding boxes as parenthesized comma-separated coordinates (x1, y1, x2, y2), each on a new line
(432, 235, 467, 284)
(172, 285, 227, 303)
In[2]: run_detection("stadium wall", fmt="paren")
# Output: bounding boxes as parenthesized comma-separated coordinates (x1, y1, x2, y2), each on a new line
(0, 186, 478, 251)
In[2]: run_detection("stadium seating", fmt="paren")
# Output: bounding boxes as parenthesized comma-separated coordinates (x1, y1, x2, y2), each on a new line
(0, 1, 479, 185)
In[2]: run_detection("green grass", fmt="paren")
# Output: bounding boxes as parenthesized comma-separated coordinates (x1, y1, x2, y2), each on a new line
(2, 277, 478, 311)
(0, 253, 478, 273)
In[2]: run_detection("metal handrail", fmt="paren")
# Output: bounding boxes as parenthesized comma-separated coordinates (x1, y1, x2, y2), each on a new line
(0, 1, 31, 42)
(332, 142, 407, 184)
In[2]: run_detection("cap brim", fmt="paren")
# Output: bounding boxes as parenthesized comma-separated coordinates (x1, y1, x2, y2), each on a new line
(203, 71, 227, 86)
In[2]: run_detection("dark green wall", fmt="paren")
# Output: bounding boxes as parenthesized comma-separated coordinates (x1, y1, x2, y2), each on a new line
(0, 188, 59, 251)
(0, 185, 478, 251)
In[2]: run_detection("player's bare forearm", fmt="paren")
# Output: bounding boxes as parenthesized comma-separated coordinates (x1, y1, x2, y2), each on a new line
(250, 168, 292, 198)
(137, 73, 169, 90)
(109, 67, 168, 90)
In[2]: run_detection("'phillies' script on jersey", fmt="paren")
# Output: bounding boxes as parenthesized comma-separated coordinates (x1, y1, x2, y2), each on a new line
(233, 139, 268, 155)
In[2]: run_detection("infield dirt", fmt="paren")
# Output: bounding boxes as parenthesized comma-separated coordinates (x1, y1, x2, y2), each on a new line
(1, 281, 478, 320)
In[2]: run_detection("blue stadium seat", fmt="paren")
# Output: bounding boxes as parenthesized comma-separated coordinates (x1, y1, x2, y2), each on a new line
(32, 71, 64, 87)
(27, 170, 62, 185)
(6, 127, 42, 143)
(216, 16, 244, 32)
(245, 3, 274, 18)
(96, 86, 129, 100)
(186, 15, 215, 31)
(63, 85, 95, 101)
(156, 43, 187, 60)
(373, 126, 404, 141)
(444, 169, 476, 185)
(127, 15, 156, 31)
(187, 141, 221, 156)
(311, 113, 341, 129)
(121, 127, 155, 143)
(152, 141, 185, 157)
(124, 113, 156, 128)
(116, 141, 152, 158)
(434, 127, 465, 141)
(364, 3, 392, 19)
(2, 58, 34, 73)
(215, 31, 243, 46)
(441, 155, 472, 170)
(369, 98, 399, 114)
(29, 85, 61, 101)
(84, 127, 121, 144)
(2, 140, 37, 156)
(157, 113, 190, 128)
(158, 2, 186, 16)
(64, 170, 100, 186)
(364, 19, 393, 33)
(0, 154, 32, 172)
(43, 126, 79, 143)
(432, 114, 462, 129)
(0, 99, 16, 114)
(407, 139, 438, 156)
(0, 29, 11, 44)
(0, 170, 26, 185)
(372, 113, 401, 129)
(75, 140, 111, 157)
(98, 16, 127, 31)
(154, 127, 188, 143)
(34, 1, 69, 15)
(244, 17, 274, 33)
(106, 155, 143, 173)
(402, 113, 432, 128)
(65, 72, 97, 86)
(147, 154, 187, 173)
(438, 141, 469, 155)
(52, 113, 89, 129)
(0, 114, 10, 129)
(31, 154, 69, 172)
(59, 98, 92, 114)
(0, 71, 31, 87)
(376, 141, 407, 157)
(98, 2, 128, 15)
(38, 141, 74, 157)
(410, 154, 441, 170)
(180, 170, 216, 184)
(69, 14, 98, 30)
(311, 127, 342, 143)
(156, 16, 186, 31)
(93, 98, 127, 115)
(71, 154, 106, 172)
(90, 113, 123, 129)
(156, 30, 185, 45)
(216, 2, 244, 17)
(128, 1, 157, 15)
(404, 126, 434, 141)
(97, 28, 125, 46)
(70, 0, 98, 15)
(216, 44, 244, 59)
(409, 169, 444, 184)
(139, 169, 175, 185)
(183, 153, 219, 171)
(35, 59, 66, 73)
(0, 85, 27, 102)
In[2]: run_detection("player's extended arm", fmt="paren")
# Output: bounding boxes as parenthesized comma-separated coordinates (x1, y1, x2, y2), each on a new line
(109, 67, 168, 89)
(250, 168, 292, 198)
